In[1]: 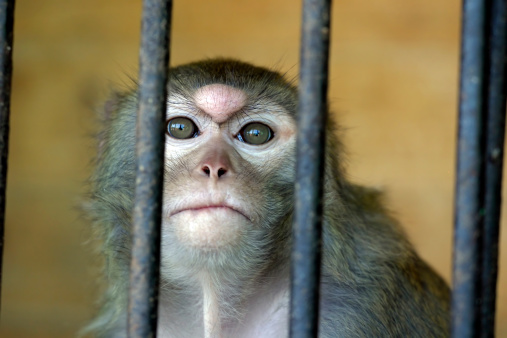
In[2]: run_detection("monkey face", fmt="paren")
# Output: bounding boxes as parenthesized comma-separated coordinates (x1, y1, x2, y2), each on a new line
(160, 83, 296, 276)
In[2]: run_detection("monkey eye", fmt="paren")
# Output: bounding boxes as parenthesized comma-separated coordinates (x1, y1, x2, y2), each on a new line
(166, 117, 199, 139)
(238, 122, 273, 145)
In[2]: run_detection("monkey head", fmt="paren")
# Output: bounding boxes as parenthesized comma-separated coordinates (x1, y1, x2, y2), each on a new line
(159, 59, 299, 281)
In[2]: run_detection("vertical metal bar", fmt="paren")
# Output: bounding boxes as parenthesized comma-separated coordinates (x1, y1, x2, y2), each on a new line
(0, 0, 15, 315)
(128, 0, 172, 337)
(480, 0, 507, 336)
(290, 0, 331, 337)
(452, 0, 488, 336)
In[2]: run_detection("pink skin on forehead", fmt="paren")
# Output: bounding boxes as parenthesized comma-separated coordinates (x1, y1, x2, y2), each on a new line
(194, 84, 247, 123)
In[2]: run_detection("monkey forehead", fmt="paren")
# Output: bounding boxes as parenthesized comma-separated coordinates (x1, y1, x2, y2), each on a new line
(193, 84, 247, 124)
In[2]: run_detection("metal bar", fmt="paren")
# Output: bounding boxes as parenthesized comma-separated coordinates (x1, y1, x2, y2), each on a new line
(452, 0, 489, 336)
(0, 0, 15, 315)
(290, 0, 331, 337)
(128, 0, 172, 337)
(480, 0, 507, 335)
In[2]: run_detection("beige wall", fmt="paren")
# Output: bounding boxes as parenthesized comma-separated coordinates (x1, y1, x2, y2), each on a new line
(0, 0, 505, 336)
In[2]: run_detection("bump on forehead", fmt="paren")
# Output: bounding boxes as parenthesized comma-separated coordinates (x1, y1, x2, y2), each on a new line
(194, 84, 247, 123)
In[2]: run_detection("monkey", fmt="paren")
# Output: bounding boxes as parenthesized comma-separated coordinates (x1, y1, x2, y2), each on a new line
(84, 58, 450, 338)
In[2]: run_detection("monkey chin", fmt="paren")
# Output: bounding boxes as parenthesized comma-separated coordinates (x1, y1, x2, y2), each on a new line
(171, 207, 248, 251)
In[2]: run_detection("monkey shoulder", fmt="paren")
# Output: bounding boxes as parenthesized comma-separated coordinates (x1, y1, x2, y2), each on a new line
(320, 183, 450, 337)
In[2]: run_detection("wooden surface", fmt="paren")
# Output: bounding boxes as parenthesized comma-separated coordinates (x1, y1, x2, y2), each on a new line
(0, 0, 505, 336)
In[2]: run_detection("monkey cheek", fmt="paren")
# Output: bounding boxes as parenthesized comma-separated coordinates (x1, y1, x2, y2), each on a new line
(170, 208, 248, 251)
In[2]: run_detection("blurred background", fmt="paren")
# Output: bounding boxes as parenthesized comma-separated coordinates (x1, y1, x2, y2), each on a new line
(0, 0, 505, 336)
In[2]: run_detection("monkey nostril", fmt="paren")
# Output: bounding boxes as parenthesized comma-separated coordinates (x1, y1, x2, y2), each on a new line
(202, 166, 211, 177)
(217, 168, 227, 178)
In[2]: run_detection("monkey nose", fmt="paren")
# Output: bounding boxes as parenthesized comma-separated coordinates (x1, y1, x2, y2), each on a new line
(196, 144, 234, 180)
(201, 165, 228, 179)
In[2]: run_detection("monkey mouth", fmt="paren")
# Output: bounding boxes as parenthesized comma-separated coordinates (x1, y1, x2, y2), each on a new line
(171, 204, 251, 221)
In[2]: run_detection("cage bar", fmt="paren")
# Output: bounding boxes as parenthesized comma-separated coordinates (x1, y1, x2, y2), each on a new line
(127, 0, 172, 337)
(453, 0, 487, 335)
(0, 0, 15, 314)
(453, 0, 507, 335)
(480, 0, 507, 336)
(290, 0, 332, 337)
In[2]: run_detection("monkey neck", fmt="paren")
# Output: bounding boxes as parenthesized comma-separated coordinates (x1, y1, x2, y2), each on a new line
(158, 254, 290, 337)
(195, 263, 289, 338)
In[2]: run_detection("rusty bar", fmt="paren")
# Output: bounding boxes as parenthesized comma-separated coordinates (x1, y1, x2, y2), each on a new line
(480, 0, 507, 335)
(290, 0, 331, 337)
(127, 0, 172, 337)
(0, 0, 14, 314)
(452, 0, 488, 336)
